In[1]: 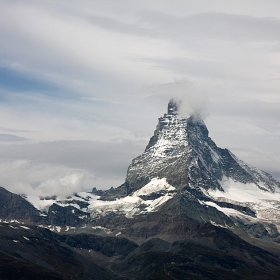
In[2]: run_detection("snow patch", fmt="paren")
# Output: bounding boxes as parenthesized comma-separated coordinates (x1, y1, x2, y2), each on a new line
(92, 226, 112, 234)
(24, 195, 57, 211)
(133, 178, 175, 196)
(10, 220, 20, 223)
(203, 200, 248, 218)
(8, 225, 17, 229)
(145, 193, 174, 212)
(209, 177, 280, 203)
(20, 226, 30, 230)
(88, 178, 175, 218)
(207, 176, 280, 224)
(22, 178, 176, 220)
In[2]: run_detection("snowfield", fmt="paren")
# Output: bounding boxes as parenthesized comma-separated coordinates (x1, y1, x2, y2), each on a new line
(206, 176, 280, 226)
(25, 178, 176, 218)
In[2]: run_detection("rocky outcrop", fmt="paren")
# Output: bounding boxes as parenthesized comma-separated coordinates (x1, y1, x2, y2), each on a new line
(47, 203, 90, 226)
(0, 187, 46, 224)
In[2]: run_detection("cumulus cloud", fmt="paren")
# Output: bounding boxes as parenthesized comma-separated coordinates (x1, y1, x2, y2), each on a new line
(172, 79, 209, 120)
(0, 140, 145, 196)
(0, 159, 87, 197)
(36, 173, 85, 198)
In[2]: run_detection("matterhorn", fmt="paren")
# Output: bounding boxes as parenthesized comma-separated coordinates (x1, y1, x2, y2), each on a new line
(1, 99, 280, 279)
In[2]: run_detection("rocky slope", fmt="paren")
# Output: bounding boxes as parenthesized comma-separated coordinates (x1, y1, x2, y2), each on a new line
(0, 187, 46, 224)
(1, 220, 280, 279)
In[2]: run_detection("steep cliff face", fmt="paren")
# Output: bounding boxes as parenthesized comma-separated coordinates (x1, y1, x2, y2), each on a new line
(125, 99, 192, 192)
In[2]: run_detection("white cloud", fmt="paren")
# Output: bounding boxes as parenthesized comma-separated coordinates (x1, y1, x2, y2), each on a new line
(36, 173, 84, 198)
(0, 0, 280, 194)
(0, 158, 116, 197)
(0, 139, 146, 195)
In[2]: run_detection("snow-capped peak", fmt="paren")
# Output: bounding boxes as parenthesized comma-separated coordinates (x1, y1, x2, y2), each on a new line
(124, 99, 280, 196)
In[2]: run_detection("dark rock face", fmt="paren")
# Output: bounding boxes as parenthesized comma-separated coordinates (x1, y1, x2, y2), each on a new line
(214, 201, 256, 217)
(1, 99, 280, 278)
(2, 221, 280, 280)
(0, 222, 123, 280)
(0, 187, 46, 224)
(47, 203, 90, 226)
(113, 224, 280, 280)
(57, 234, 138, 257)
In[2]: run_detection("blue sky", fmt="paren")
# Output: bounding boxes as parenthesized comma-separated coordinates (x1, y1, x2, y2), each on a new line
(0, 0, 280, 196)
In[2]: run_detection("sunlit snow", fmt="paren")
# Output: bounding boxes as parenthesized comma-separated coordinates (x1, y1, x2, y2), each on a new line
(208, 177, 280, 203)
(25, 178, 175, 219)
(207, 176, 280, 223)
(86, 178, 175, 217)
(20, 225, 30, 230)
(24, 195, 57, 211)
(133, 178, 175, 196)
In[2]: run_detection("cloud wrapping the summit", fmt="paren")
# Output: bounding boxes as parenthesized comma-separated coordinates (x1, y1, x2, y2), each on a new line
(148, 78, 210, 120)
(170, 79, 210, 120)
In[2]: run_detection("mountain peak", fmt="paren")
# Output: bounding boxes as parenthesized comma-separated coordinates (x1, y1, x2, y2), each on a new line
(125, 99, 280, 196)
(167, 98, 180, 115)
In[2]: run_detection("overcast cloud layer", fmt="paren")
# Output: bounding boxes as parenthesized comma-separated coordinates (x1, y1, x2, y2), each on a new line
(0, 0, 280, 197)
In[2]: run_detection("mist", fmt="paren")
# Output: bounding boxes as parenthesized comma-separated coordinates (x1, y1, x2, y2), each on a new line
(163, 79, 210, 120)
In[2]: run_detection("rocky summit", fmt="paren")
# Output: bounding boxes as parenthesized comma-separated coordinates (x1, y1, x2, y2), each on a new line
(125, 99, 280, 194)
(1, 99, 280, 279)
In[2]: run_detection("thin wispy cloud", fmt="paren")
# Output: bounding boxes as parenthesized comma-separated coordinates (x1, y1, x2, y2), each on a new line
(88, 12, 280, 43)
(0, 134, 27, 142)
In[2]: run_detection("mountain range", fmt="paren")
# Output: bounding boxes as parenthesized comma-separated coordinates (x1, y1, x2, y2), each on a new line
(1, 99, 280, 279)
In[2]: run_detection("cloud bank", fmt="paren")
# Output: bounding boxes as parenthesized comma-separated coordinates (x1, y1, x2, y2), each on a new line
(0, 140, 145, 197)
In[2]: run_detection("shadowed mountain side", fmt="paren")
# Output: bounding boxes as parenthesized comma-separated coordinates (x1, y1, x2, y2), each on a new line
(1, 221, 280, 279)
(112, 226, 280, 280)
(0, 187, 46, 224)
(0, 222, 136, 279)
